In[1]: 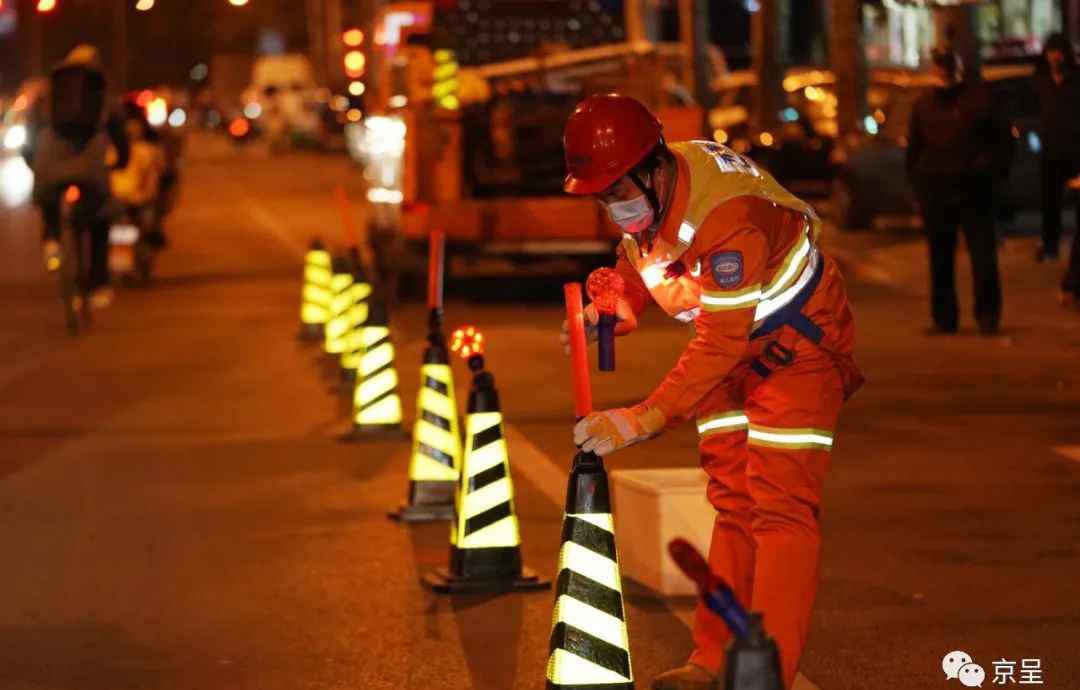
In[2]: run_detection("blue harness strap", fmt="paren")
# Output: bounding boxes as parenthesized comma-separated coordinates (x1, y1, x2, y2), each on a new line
(748, 258, 826, 379)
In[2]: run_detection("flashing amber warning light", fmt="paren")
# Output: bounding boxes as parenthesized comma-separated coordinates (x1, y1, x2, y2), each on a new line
(450, 325, 484, 359)
(586, 268, 624, 372)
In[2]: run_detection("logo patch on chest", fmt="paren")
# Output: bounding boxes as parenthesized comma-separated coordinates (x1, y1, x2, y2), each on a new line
(710, 251, 744, 288)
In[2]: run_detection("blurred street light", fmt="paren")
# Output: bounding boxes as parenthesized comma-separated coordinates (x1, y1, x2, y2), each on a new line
(228, 0, 249, 6)
(135, 0, 154, 10)
(37, 0, 56, 13)
(343, 28, 364, 47)
(348, 81, 365, 96)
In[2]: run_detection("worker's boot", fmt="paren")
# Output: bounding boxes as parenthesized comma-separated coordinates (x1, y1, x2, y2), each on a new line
(651, 663, 720, 690)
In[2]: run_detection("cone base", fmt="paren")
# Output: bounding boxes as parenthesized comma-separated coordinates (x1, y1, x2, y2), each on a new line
(338, 424, 408, 442)
(546, 682, 634, 690)
(299, 323, 324, 340)
(422, 565, 550, 594)
(388, 501, 453, 522)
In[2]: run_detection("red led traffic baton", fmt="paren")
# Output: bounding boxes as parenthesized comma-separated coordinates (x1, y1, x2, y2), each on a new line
(586, 268, 624, 372)
(563, 283, 593, 418)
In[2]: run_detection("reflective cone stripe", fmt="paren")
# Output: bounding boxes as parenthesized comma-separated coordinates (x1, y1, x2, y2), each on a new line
(352, 327, 403, 426)
(300, 249, 332, 326)
(409, 363, 461, 482)
(324, 272, 356, 354)
(340, 283, 373, 372)
(546, 511, 633, 688)
(451, 411, 521, 549)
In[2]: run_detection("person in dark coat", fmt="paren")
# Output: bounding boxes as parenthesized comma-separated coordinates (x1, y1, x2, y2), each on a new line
(1034, 33, 1080, 304)
(28, 45, 129, 308)
(906, 46, 1015, 334)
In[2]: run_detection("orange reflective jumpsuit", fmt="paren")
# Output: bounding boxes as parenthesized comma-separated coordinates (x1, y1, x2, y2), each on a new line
(615, 141, 863, 688)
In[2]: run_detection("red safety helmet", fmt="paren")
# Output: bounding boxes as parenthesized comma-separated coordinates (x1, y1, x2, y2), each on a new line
(563, 94, 663, 195)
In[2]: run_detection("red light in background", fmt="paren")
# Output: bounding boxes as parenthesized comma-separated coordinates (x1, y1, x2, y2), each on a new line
(586, 268, 625, 314)
(228, 118, 250, 138)
(136, 90, 154, 108)
(64, 185, 81, 203)
(450, 325, 484, 359)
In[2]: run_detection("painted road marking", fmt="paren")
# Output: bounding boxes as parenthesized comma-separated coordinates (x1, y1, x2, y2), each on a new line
(505, 424, 822, 690)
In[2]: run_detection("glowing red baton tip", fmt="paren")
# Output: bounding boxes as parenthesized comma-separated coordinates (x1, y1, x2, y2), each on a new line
(450, 325, 484, 359)
(586, 267, 625, 314)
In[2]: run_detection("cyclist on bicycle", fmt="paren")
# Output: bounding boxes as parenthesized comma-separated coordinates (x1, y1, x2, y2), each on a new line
(25, 45, 129, 309)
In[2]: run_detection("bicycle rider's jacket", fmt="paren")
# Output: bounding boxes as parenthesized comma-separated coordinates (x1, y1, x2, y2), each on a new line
(615, 141, 863, 421)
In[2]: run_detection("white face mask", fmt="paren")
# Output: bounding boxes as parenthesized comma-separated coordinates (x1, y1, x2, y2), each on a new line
(605, 195, 654, 235)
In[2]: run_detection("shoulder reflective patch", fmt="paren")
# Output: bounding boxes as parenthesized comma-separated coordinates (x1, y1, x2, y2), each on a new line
(710, 251, 744, 288)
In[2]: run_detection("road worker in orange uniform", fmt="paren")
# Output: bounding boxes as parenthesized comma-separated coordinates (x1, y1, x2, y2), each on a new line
(561, 94, 864, 690)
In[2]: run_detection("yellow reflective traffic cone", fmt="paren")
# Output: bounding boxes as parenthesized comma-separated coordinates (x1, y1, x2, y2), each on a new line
(299, 239, 332, 340)
(339, 260, 373, 382)
(323, 255, 357, 356)
(389, 322, 461, 522)
(545, 450, 633, 689)
(422, 328, 549, 593)
(343, 294, 404, 439)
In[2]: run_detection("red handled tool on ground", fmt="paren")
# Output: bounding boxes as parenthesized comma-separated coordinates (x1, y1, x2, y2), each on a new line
(668, 538, 783, 690)
(586, 268, 624, 372)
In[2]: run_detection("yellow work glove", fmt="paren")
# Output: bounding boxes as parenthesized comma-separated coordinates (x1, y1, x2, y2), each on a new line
(573, 405, 666, 456)
(559, 299, 640, 355)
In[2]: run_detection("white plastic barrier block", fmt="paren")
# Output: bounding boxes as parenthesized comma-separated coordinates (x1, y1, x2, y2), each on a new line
(610, 468, 715, 596)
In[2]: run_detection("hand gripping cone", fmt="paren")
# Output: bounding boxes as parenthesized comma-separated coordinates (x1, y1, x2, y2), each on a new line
(545, 450, 634, 690)
(323, 255, 358, 357)
(343, 294, 405, 439)
(422, 347, 549, 593)
(299, 239, 332, 340)
(339, 258, 373, 382)
(388, 329, 461, 522)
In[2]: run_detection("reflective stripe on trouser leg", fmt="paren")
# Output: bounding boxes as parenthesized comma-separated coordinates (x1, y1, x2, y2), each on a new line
(546, 511, 633, 688)
(409, 363, 461, 482)
(451, 411, 520, 550)
(352, 328, 402, 427)
(696, 409, 749, 437)
(747, 424, 833, 451)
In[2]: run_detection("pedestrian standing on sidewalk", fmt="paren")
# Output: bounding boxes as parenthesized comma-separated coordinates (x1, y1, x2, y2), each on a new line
(1033, 33, 1080, 304)
(906, 45, 1015, 334)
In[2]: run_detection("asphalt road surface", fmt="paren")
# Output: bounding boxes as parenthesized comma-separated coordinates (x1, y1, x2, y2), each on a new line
(1, 135, 1078, 690)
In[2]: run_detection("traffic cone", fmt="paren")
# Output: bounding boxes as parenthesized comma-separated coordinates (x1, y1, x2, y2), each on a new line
(339, 261, 374, 382)
(323, 255, 357, 356)
(423, 339, 548, 593)
(299, 239, 332, 340)
(343, 294, 404, 438)
(388, 325, 461, 522)
(545, 450, 634, 689)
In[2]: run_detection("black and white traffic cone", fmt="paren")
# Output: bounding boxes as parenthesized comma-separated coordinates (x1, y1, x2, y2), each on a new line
(338, 257, 373, 383)
(389, 313, 461, 522)
(422, 337, 548, 593)
(545, 450, 634, 689)
(299, 239, 332, 340)
(323, 254, 358, 358)
(342, 294, 405, 439)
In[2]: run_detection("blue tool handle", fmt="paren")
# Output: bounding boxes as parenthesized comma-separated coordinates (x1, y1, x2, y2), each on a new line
(703, 584, 751, 639)
(597, 312, 616, 371)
